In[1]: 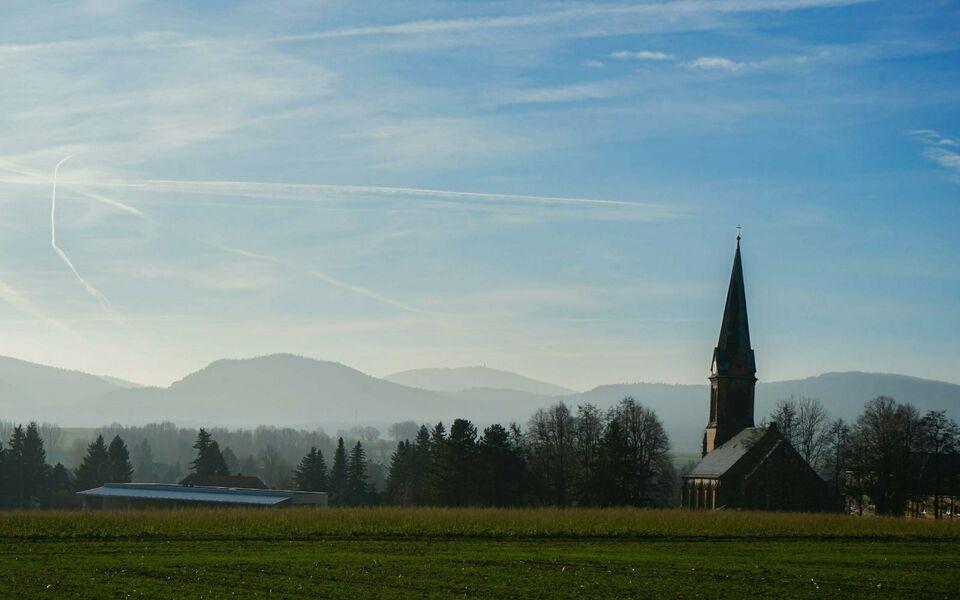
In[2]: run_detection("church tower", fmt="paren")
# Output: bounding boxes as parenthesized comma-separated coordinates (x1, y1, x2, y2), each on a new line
(702, 233, 757, 456)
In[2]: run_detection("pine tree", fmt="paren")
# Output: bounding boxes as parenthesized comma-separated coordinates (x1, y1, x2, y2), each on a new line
(329, 438, 348, 506)
(384, 441, 413, 505)
(6, 425, 26, 506)
(74, 435, 110, 491)
(435, 419, 478, 506)
(49, 463, 74, 508)
(411, 425, 432, 505)
(189, 429, 229, 479)
(294, 447, 329, 492)
(107, 435, 134, 483)
(221, 447, 240, 475)
(21, 423, 50, 506)
(209, 441, 230, 476)
(346, 440, 371, 506)
(0, 441, 8, 507)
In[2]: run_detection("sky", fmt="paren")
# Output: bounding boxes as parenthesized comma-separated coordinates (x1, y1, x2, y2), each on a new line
(0, 0, 957, 390)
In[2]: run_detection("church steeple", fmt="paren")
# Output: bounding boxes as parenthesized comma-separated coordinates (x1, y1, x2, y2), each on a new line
(711, 235, 756, 377)
(702, 233, 758, 456)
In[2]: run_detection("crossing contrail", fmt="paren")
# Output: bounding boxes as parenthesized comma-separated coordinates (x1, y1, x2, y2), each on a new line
(50, 156, 114, 315)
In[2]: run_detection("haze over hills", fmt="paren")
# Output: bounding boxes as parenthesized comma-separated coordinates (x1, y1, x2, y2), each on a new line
(385, 366, 575, 396)
(0, 354, 957, 454)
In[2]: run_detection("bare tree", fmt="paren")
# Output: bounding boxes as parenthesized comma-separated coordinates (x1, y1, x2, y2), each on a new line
(770, 396, 830, 469)
(849, 396, 922, 516)
(526, 402, 576, 505)
(918, 411, 959, 519)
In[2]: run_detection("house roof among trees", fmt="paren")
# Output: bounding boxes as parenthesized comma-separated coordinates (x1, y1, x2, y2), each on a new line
(688, 427, 768, 478)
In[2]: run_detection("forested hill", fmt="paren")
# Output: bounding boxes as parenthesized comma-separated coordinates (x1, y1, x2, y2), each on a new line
(0, 353, 957, 454)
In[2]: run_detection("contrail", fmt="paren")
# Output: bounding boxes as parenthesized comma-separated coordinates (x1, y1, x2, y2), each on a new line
(105, 178, 645, 208)
(313, 271, 422, 314)
(50, 156, 114, 315)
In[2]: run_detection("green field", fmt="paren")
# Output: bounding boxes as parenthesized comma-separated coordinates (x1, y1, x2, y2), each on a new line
(1, 508, 958, 598)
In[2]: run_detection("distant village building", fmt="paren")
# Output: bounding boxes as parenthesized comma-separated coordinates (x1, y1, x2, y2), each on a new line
(682, 235, 831, 511)
(78, 483, 327, 509)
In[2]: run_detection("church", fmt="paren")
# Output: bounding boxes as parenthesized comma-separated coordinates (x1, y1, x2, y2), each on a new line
(681, 235, 832, 511)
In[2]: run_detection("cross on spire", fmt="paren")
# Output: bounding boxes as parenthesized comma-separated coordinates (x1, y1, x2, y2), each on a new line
(736, 224, 742, 241)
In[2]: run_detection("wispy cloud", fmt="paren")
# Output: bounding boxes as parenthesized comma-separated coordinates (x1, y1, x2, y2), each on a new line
(490, 80, 628, 106)
(910, 130, 960, 181)
(271, 0, 873, 43)
(684, 54, 811, 73)
(610, 50, 674, 61)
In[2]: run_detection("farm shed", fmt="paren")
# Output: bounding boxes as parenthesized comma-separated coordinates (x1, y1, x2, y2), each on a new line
(77, 483, 327, 509)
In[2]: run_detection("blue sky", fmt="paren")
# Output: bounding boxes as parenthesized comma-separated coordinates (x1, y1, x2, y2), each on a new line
(0, 0, 957, 388)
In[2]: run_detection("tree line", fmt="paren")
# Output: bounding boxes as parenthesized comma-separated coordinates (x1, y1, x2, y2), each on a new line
(760, 395, 960, 517)
(3, 394, 957, 515)
(0, 425, 134, 508)
(288, 398, 676, 508)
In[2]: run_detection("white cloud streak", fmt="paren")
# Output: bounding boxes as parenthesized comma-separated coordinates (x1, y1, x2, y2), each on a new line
(50, 156, 114, 315)
(313, 271, 423, 314)
(74, 176, 662, 210)
(911, 130, 960, 181)
(610, 50, 674, 61)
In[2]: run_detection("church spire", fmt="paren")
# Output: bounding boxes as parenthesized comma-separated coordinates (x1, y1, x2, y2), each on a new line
(712, 234, 756, 376)
(702, 232, 758, 455)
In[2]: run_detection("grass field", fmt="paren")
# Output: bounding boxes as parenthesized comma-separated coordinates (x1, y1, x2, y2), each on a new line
(1, 508, 958, 598)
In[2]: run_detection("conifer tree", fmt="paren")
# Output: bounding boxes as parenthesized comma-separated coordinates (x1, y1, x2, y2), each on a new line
(385, 441, 413, 505)
(74, 435, 110, 491)
(329, 437, 348, 505)
(107, 435, 134, 483)
(189, 429, 229, 478)
(294, 446, 329, 492)
(6, 425, 26, 506)
(411, 425, 432, 505)
(346, 440, 371, 506)
(21, 423, 50, 506)
(49, 463, 74, 508)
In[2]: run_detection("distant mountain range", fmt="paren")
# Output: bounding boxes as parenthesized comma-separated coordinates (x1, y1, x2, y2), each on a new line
(0, 353, 957, 453)
(385, 365, 574, 396)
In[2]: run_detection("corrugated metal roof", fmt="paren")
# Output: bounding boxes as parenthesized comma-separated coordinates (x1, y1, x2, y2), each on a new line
(77, 483, 293, 505)
(688, 427, 767, 478)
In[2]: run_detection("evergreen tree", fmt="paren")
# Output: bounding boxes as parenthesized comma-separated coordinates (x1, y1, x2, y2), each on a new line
(189, 429, 229, 478)
(435, 419, 478, 506)
(329, 438, 348, 506)
(49, 463, 74, 508)
(21, 423, 50, 506)
(294, 447, 329, 492)
(0, 441, 8, 507)
(107, 435, 134, 483)
(6, 425, 26, 506)
(478, 423, 527, 507)
(346, 440, 372, 506)
(209, 441, 231, 476)
(221, 446, 240, 475)
(74, 435, 110, 491)
(424, 422, 447, 504)
(410, 425, 432, 505)
(385, 441, 413, 505)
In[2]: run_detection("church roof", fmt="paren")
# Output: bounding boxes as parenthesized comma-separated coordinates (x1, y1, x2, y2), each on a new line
(688, 427, 767, 478)
(712, 237, 756, 376)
